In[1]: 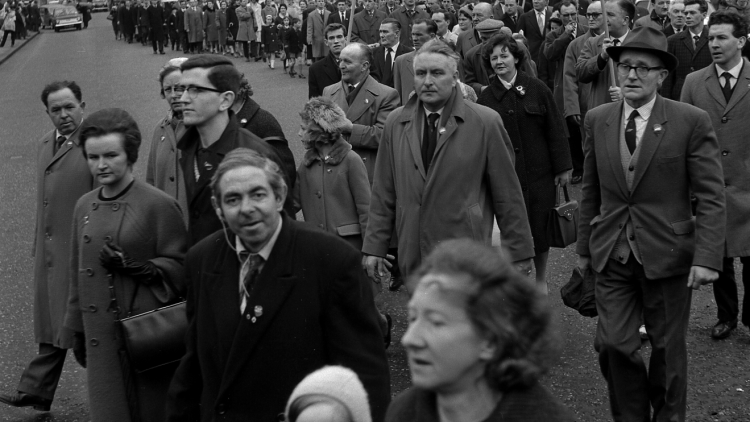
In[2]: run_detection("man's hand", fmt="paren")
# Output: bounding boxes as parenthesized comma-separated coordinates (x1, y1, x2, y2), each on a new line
(362, 254, 393, 283)
(568, 114, 581, 126)
(554, 169, 572, 187)
(600, 37, 614, 60)
(514, 258, 533, 276)
(577, 254, 591, 271)
(608, 86, 622, 102)
(565, 21, 576, 35)
(687, 265, 719, 290)
(340, 117, 354, 134)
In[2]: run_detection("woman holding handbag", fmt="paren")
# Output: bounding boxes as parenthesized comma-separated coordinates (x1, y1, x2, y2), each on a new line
(477, 33, 572, 294)
(64, 108, 188, 422)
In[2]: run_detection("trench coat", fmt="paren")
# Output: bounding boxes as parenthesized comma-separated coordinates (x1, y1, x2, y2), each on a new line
(306, 8, 329, 57)
(65, 180, 187, 422)
(146, 114, 188, 227)
(216, 9, 227, 44)
(33, 128, 94, 348)
(184, 7, 204, 43)
(235, 5, 256, 42)
(477, 72, 573, 254)
(295, 138, 371, 250)
(204, 8, 218, 42)
(681, 58, 750, 257)
(362, 87, 535, 275)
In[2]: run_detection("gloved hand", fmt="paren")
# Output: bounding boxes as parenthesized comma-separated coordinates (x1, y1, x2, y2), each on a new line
(99, 241, 162, 285)
(73, 332, 87, 368)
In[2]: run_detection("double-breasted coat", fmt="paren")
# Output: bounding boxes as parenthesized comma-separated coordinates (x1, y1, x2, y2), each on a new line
(322, 75, 400, 182)
(184, 6, 204, 43)
(295, 138, 371, 250)
(235, 5, 256, 42)
(146, 114, 188, 227)
(478, 72, 573, 254)
(33, 128, 94, 349)
(681, 58, 750, 257)
(362, 87, 535, 275)
(64, 181, 187, 422)
(306, 7, 330, 57)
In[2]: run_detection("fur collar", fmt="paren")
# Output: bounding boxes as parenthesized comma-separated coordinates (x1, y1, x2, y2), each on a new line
(302, 137, 352, 167)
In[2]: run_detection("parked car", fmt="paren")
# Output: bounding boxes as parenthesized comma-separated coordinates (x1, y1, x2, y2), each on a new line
(40, 4, 83, 31)
(91, 0, 108, 12)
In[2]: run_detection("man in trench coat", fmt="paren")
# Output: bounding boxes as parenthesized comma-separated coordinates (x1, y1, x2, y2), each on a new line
(185, 0, 204, 53)
(362, 40, 534, 280)
(306, 0, 330, 60)
(0, 81, 94, 412)
(680, 10, 750, 340)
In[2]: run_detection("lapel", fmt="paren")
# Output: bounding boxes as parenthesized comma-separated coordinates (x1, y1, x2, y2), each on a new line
(725, 59, 750, 113)
(328, 82, 348, 109)
(346, 75, 378, 123)
(324, 53, 340, 81)
(405, 52, 415, 78)
(46, 126, 81, 170)
(693, 30, 708, 59)
(604, 102, 630, 197)
(399, 95, 427, 179)
(630, 96, 668, 193)
(704, 65, 727, 108)
(217, 216, 298, 399)
(207, 238, 243, 360)
(681, 30, 695, 55)
(432, 87, 462, 160)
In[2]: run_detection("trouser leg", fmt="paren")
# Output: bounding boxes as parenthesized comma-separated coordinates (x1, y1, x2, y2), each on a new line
(242, 41, 249, 58)
(740, 257, 750, 326)
(17, 344, 68, 401)
(642, 271, 691, 422)
(566, 116, 584, 177)
(595, 257, 651, 422)
(713, 257, 739, 322)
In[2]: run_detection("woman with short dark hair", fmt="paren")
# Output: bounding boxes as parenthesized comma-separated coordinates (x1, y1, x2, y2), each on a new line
(386, 239, 574, 422)
(64, 108, 188, 422)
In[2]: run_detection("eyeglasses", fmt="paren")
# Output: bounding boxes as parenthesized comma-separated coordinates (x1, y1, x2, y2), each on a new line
(163, 85, 186, 95)
(561, 13, 577, 17)
(616, 63, 664, 78)
(177, 84, 227, 98)
(586, 12, 601, 18)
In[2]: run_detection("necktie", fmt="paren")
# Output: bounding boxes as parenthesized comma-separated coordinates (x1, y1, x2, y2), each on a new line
(421, 113, 440, 171)
(612, 38, 620, 46)
(53, 135, 66, 155)
(693, 34, 700, 47)
(239, 252, 263, 313)
(407, 9, 414, 18)
(341, 12, 344, 21)
(512, 15, 516, 25)
(346, 84, 357, 105)
(384, 47, 393, 82)
(537, 12, 544, 33)
(721, 72, 734, 103)
(625, 110, 639, 155)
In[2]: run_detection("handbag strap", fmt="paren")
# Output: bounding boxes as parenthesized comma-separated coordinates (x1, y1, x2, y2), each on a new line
(555, 185, 571, 207)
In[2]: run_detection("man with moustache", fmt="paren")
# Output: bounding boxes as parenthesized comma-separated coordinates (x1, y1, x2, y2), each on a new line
(0, 81, 93, 413)
(309, 23, 348, 98)
(352, 0, 387, 44)
(662, 0, 712, 99)
(393, 18, 437, 104)
(634, 0, 671, 31)
(681, 10, 750, 340)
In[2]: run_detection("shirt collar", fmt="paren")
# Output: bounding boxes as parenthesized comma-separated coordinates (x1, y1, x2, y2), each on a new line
(422, 105, 444, 117)
(235, 217, 283, 261)
(498, 70, 518, 90)
(387, 41, 399, 52)
(715, 58, 743, 78)
(616, 30, 629, 44)
(623, 95, 656, 123)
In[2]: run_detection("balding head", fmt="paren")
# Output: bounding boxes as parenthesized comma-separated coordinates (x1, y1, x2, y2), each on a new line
(472, 2, 493, 25)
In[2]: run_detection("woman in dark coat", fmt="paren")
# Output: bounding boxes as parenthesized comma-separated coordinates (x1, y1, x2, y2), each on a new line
(64, 108, 187, 422)
(477, 33, 572, 294)
(204, 1, 218, 52)
(227, 0, 239, 55)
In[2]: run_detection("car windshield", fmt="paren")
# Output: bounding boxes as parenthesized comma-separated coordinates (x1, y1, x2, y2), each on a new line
(52, 6, 78, 16)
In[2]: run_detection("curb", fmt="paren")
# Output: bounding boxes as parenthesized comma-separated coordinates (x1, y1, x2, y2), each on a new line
(0, 30, 40, 66)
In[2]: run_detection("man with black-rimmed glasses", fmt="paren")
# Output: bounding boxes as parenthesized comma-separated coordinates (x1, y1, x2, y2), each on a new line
(175, 55, 292, 245)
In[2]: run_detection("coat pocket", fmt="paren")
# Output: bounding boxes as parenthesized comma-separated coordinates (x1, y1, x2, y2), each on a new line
(670, 218, 695, 235)
(524, 104, 546, 116)
(658, 154, 683, 164)
(336, 223, 361, 237)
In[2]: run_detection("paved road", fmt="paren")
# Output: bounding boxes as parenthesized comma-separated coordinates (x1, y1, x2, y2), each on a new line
(1, 13, 749, 422)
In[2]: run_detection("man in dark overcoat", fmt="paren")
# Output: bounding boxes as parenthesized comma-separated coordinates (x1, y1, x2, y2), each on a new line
(119, 0, 136, 42)
(351, 0, 386, 44)
(0, 81, 94, 413)
(147, 0, 166, 53)
(164, 149, 390, 422)
(661, 0, 712, 99)
(308, 23, 347, 97)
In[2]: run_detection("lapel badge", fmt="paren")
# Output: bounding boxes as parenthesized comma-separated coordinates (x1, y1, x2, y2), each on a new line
(438, 127, 446, 135)
(653, 124, 663, 135)
(204, 162, 213, 171)
(254, 305, 263, 317)
(240, 118, 248, 124)
(365, 98, 369, 104)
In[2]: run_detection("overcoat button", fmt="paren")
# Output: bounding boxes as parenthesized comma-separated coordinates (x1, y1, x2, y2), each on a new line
(721, 117, 728, 123)
(92, 203, 99, 210)
(104, 236, 113, 242)
(722, 150, 729, 156)
(89, 305, 97, 312)
(169, 176, 175, 181)
(161, 136, 165, 141)
(362, 157, 367, 162)
(43, 200, 48, 207)
(83, 235, 91, 243)
(629, 235, 635, 240)
(277, 413, 286, 421)
(45, 170, 51, 175)
(508, 110, 515, 115)
(628, 166, 634, 171)
(86, 268, 94, 276)
(112, 203, 120, 211)
(90, 339, 99, 346)
(514, 147, 520, 153)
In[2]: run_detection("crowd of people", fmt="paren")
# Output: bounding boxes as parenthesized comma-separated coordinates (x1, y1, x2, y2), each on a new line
(0, 0, 39, 47)
(2, 0, 750, 420)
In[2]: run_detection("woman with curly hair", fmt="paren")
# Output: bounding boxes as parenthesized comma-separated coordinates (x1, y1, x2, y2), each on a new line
(387, 238, 573, 422)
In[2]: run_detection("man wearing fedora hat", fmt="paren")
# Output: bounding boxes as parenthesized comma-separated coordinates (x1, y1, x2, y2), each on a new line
(576, 26, 726, 422)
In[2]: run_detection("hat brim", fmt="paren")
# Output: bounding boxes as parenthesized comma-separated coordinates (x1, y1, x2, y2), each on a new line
(606, 45, 679, 73)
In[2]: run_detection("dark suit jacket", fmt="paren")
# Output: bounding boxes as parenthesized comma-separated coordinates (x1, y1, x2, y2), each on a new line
(516, 8, 553, 64)
(165, 216, 390, 422)
(501, 13, 520, 33)
(328, 9, 350, 32)
(456, 27, 477, 59)
(146, 5, 165, 36)
(577, 96, 726, 279)
(308, 52, 341, 98)
(371, 43, 413, 87)
(662, 28, 712, 100)
(387, 6, 429, 47)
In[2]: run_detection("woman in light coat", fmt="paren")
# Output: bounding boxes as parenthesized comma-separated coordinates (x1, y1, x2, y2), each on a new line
(0, 5, 16, 48)
(235, 0, 256, 60)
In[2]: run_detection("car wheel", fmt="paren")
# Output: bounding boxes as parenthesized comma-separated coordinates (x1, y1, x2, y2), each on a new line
(76, 24, 81, 30)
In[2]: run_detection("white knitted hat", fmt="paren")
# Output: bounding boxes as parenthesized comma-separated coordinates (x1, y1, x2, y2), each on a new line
(285, 366, 372, 422)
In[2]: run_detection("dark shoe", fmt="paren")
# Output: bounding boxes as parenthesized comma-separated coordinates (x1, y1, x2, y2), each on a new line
(298, 74, 306, 79)
(384, 314, 393, 349)
(711, 319, 738, 339)
(160, 51, 165, 54)
(571, 175, 582, 185)
(388, 274, 404, 291)
(0, 392, 52, 412)
(255, 57, 262, 62)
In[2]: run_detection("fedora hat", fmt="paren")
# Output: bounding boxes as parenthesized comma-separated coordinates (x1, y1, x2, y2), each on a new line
(606, 26, 679, 72)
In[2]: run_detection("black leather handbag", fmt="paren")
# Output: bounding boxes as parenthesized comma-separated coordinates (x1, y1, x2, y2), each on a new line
(118, 300, 187, 373)
(546, 185, 579, 248)
(561, 267, 598, 317)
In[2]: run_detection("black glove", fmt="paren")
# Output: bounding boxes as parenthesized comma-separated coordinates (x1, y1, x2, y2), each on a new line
(73, 332, 87, 368)
(99, 241, 163, 285)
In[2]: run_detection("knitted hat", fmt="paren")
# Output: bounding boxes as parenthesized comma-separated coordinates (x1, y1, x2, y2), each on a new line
(285, 366, 371, 422)
(301, 97, 350, 134)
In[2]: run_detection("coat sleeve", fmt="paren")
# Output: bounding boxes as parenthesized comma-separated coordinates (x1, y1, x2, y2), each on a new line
(563, 38, 581, 118)
(686, 109, 726, 271)
(323, 246, 390, 422)
(146, 125, 161, 187)
(576, 36, 604, 84)
(350, 15, 362, 42)
(463, 53, 483, 96)
(346, 152, 371, 236)
(147, 197, 188, 303)
(485, 112, 535, 262)
(348, 88, 400, 150)
(541, 86, 573, 176)
(64, 205, 84, 333)
(306, 12, 313, 45)
(543, 28, 571, 63)
(576, 111, 600, 256)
